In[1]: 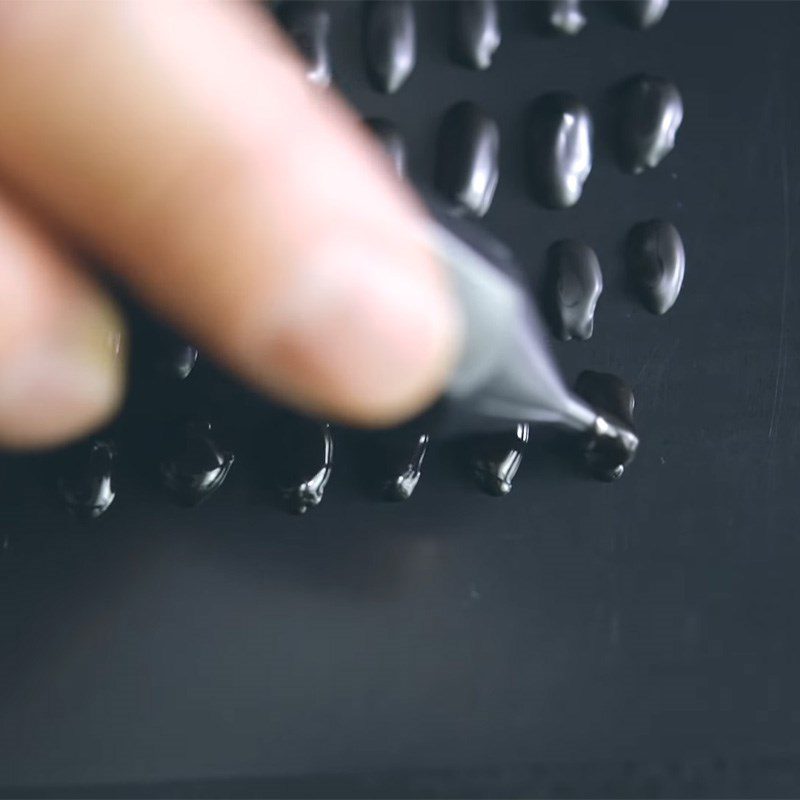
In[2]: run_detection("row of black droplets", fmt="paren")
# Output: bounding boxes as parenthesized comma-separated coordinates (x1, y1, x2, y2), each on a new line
(277, 0, 672, 94)
(56, 351, 333, 520)
(54, 347, 540, 521)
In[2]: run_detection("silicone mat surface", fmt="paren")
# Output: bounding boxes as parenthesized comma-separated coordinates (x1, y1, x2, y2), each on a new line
(2, 2, 800, 797)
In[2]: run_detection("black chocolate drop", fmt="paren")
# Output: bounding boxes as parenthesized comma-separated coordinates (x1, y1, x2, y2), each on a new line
(379, 432, 429, 501)
(574, 372, 636, 481)
(278, 2, 332, 88)
(57, 439, 117, 519)
(626, 219, 685, 314)
(363, 1, 417, 94)
(544, 0, 586, 35)
(365, 117, 407, 178)
(528, 93, 593, 209)
(160, 420, 234, 506)
(544, 240, 603, 341)
(616, 74, 683, 173)
(471, 423, 529, 496)
(276, 420, 334, 514)
(158, 340, 198, 380)
(435, 101, 500, 217)
(617, 0, 669, 29)
(451, 0, 501, 70)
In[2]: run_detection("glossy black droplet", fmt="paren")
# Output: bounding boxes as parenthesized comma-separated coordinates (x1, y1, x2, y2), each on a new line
(158, 340, 198, 380)
(365, 117, 407, 178)
(379, 431, 430, 501)
(58, 439, 117, 519)
(544, 240, 603, 341)
(574, 372, 637, 481)
(471, 423, 529, 496)
(616, 74, 683, 173)
(617, 0, 669, 29)
(451, 0, 501, 70)
(544, 0, 586, 35)
(276, 420, 334, 514)
(435, 101, 500, 217)
(363, 0, 416, 94)
(626, 219, 685, 314)
(160, 420, 234, 506)
(278, 2, 332, 88)
(528, 93, 593, 209)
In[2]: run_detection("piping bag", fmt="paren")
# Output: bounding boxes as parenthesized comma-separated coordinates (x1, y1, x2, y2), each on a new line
(418, 198, 639, 472)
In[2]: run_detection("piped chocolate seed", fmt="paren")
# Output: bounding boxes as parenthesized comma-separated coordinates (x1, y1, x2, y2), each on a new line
(58, 439, 117, 519)
(451, 0, 501, 69)
(363, 1, 417, 94)
(471, 423, 530, 496)
(435, 101, 500, 217)
(574, 371, 636, 481)
(544, 240, 603, 341)
(626, 219, 685, 314)
(616, 74, 683, 173)
(160, 420, 234, 506)
(528, 93, 593, 209)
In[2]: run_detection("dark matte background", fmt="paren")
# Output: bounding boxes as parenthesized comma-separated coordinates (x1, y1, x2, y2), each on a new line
(2, 2, 800, 797)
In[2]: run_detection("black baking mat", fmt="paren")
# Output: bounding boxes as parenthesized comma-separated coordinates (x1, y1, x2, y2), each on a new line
(2, 2, 800, 797)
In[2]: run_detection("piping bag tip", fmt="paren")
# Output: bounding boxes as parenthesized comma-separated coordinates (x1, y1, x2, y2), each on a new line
(418, 197, 638, 469)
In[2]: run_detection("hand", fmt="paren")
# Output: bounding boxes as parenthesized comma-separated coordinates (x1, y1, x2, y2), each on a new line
(0, 1, 461, 448)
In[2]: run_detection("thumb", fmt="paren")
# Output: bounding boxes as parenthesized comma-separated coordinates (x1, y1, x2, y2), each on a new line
(0, 2, 462, 426)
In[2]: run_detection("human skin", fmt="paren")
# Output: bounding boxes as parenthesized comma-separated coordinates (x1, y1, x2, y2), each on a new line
(0, 1, 461, 448)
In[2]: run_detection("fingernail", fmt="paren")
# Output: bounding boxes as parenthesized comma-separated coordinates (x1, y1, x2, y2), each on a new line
(261, 237, 462, 425)
(0, 293, 127, 448)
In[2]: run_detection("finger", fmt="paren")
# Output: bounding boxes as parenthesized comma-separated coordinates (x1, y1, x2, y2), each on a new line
(0, 193, 124, 449)
(0, 2, 461, 426)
